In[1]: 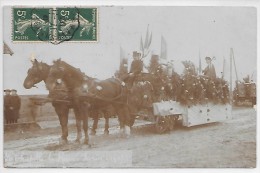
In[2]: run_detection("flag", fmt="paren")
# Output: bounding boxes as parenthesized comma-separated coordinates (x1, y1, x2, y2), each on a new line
(3, 42, 14, 56)
(140, 36, 144, 53)
(148, 32, 152, 48)
(144, 25, 149, 48)
(198, 51, 201, 74)
(160, 36, 167, 60)
(222, 57, 226, 78)
(140, 24, 152, 59)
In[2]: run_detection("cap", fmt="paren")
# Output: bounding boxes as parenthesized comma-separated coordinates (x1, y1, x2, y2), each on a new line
(133, 51, 141, 57)
(4, 89, 11, 92)
(151, 54, 159, 61)
(133, 51, 138, 57)
(205, 57, 212, 61)
(11, 89, 17, 92)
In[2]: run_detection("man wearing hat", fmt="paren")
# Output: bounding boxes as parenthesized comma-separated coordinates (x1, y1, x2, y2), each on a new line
(125, 51, 143, 87)
(4, 89, 12, 124)
(203, 57, 216, 80)
(10, 89, 21, 123)
(149, 54, 161, 75)
(130, 51, 143, 75)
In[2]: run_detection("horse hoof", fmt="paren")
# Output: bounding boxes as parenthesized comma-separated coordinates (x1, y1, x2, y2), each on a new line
(124, 126, 131, 136)
(84, 139, 89, 145)
(75, 139, 81, 144)
(125, 135, 130, 139)
(90, 130, 96, 136)
(59, 138, 68, 145)
(104, 130, 109, 135)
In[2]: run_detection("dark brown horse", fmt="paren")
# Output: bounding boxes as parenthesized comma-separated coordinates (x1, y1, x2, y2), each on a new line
(45, 59, 135, 140)
(23, 59, 80, 145)
(85, 77, 136, 136)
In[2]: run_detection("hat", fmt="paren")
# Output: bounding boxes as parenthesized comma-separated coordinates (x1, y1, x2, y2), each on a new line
(133, 51, 141, 57)
(205, 57, 212, 61)
(11, 89, 17, 92)
(133, 51, 138, 57)
(4, 89, 11, 92)
(151, 54, 159, 61)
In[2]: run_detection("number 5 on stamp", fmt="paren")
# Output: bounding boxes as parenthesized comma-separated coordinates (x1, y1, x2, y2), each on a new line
(13, 8, 50, 42)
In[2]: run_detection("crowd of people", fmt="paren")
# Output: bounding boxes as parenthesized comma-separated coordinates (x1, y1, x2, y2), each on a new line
(115, 50, 227, 105)
(3, 89, 21, 124)
(117, 51, 217, 84)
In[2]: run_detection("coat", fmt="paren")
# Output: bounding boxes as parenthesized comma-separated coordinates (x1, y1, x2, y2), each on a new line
(4, 95, 12, 120)
(203, 64, 216, 79)
(10, 95, 21, 120)
(130, 60, 143, 75)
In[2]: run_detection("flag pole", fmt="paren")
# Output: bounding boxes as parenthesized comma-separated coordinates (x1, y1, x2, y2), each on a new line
(199, 50, 201, 75)
(230, 48, 233, 105)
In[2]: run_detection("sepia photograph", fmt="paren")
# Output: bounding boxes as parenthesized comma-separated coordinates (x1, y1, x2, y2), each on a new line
(1, 1, 258, 170)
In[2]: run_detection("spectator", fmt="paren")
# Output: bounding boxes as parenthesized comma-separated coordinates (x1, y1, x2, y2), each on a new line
(10, 89, 21, 123)
(4, 89, 12, 124)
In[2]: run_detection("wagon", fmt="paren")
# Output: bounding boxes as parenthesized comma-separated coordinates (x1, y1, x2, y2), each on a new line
(233, 82, 256, 106)
(151, 100, 232, 133)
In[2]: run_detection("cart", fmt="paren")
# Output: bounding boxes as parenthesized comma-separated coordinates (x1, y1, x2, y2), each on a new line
(152, 100, 232, 133)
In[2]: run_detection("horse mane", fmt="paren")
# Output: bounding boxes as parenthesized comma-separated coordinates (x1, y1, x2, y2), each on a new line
(53, 59, 90, 82)
(38, 61, 50, 68)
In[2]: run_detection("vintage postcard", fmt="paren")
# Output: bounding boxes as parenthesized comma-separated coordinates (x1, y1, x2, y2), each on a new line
(2, 4, 257, 169)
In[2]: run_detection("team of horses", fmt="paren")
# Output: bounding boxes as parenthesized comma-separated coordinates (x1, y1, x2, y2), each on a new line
(23, 59, 155, 145)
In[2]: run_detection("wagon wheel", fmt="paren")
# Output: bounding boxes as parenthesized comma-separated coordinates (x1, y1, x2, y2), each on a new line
(155, 116, 168, 134)
(252, 97, 256, 106)
(168, 116, 177, 131)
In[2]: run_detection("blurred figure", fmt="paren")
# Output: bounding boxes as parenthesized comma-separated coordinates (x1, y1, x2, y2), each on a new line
(124, 51, 143, 87)
(4, 89, 12, 124)
(10, 89, 21, 123)
(203, 56, 216, 80)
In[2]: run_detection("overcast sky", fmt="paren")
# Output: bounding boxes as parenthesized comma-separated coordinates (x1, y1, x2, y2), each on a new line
(3, 6, 257, 95)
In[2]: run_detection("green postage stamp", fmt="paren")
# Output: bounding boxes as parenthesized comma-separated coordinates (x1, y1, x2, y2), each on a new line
(13, 7, 98, 43)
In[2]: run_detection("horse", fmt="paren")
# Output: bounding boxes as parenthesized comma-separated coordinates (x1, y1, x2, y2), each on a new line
(88, 78, 153, 136)
(45, 59, 135, 140)
(84, 77, 136, 136)
(23, 59, 80, 145)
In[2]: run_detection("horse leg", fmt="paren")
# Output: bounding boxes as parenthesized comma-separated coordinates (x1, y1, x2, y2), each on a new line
(81, 103, 89, 145)
(54, 104, 69, 145)
(119, 105, 131, 138)
(75, 118, 82, 143)
(90, 110, 98, 135)
(117, 108, 126, 137)
(73, 108, 82, 143)
(104, 111, 109, 135)
(83, 118, 89, 145)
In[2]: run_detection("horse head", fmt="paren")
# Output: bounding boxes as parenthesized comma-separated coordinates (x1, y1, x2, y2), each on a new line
(23, 59, 50, 89)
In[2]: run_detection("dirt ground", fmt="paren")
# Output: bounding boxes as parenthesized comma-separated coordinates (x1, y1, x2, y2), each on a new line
(3, 106, 256, 168)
